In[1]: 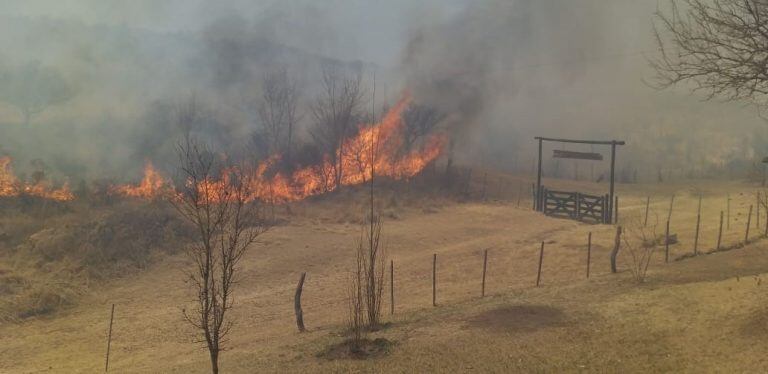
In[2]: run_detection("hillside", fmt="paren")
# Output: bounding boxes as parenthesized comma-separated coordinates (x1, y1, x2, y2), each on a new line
(2, 178, 768, 373)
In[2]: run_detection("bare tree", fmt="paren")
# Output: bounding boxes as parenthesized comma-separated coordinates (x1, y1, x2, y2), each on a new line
(622, 214, 659, 283)
(347, 241, 366, 349)
(255, 69, 301, 162)
(401, 104, 445, 153)
(0, 61, 74, 125)
(651, 0, 768, 107)
(346, 77, 386, 349)
(361, 215, 386, 327)
(347, 215, 386, 350)
(363, 76, 386, 330)
(171, 137, 268, 374)
(310, 65, 365, 189)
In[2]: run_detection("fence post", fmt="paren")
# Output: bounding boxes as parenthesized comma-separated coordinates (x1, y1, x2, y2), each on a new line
(764, 201, 768, 237)
(601, 196, 607, 223)
(727, 194, 731, 230)
(294, 272, 306, 332)
(717, 211, 724, 250)
(432, 254, 437, 306)
(665, 220, 670, 263)
(586, 232, 592, 279)
(694, 194, 702, 255)
(610, 226, 622, 273)
(481, 249, 488, 297)
(667, 194, 675, 226)
(644, 196, 650, 226)
(758, 192, 761, 230)
(576, 192, 582, 219)
(536, 242, 544, 287)
(105, 303, 115, 372)
(390, 260, 394, 315)
(745, 205, 753, 244)
(481, 172, 487, 200)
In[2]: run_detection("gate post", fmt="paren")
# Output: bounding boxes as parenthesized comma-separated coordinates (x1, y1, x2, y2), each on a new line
(536, 137, 543, 211)
(575, 192, 581, 219)
(608, 141, 617, 223)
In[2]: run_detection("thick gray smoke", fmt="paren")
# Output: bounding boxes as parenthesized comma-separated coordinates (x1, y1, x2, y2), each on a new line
(402, 0, 766, 179)
(0, 0, 764, 185)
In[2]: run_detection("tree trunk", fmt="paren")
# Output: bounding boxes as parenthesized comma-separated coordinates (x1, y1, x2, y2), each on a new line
(286, 123, 293, 165)
(336, 145, 344, 188)
(295, 272, 306, 332)
(209, 349, 219, 374)
(610, 226, 622, 273)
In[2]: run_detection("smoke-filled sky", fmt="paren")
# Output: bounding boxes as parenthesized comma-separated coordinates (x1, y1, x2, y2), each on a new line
(0, 0, 764, 183)
(0, 0, 465, 65)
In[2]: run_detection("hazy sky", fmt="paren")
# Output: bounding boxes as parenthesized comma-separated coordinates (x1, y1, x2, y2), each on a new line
(0, 0, 467, 66)
(0, 0, 764, 180)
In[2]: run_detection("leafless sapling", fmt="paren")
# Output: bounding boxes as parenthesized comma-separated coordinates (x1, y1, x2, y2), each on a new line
(346, 72, 387, 350)
(171, 137, 268, 374)
(623, 214, 660, 283)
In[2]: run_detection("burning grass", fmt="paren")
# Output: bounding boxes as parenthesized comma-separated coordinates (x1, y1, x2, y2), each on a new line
(0, 156, 74, 202)
(5, 93, 446, 207)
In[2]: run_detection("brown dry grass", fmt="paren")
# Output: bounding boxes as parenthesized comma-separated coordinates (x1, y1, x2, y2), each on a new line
(0, 199, 191, 322)
(3, 176, 768, 372)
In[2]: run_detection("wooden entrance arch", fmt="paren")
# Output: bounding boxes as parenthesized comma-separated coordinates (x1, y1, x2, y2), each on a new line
(533, 137, 625, 224)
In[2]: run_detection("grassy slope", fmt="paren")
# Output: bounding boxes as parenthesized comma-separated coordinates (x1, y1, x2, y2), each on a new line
(2, 178, 768, 373)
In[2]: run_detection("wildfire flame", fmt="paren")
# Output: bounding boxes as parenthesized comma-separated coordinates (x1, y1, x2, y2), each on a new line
(29, 93, 446, 203)
(248, 94, 446, 202)
(0, 156, 74, 201)
(109, 161, 170, 199)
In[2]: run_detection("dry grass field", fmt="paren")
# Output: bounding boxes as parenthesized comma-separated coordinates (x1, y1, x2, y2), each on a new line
(3, 175, 768, 373)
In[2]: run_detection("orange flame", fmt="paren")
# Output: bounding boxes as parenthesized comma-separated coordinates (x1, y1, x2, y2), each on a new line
(0, 156, 74, 201)
(0, 157, 15, 198)
(106, 92, 446, 203)
(248, 93, 446, 203)
(109, 161, 169, 199)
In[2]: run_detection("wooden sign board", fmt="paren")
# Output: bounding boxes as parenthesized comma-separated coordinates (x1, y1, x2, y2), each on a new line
(553, 150, 603, 161)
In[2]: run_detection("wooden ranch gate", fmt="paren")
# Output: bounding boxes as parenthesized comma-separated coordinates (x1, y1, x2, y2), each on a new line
(533, 137, 625, 224)
(541, 189, 608, 223)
